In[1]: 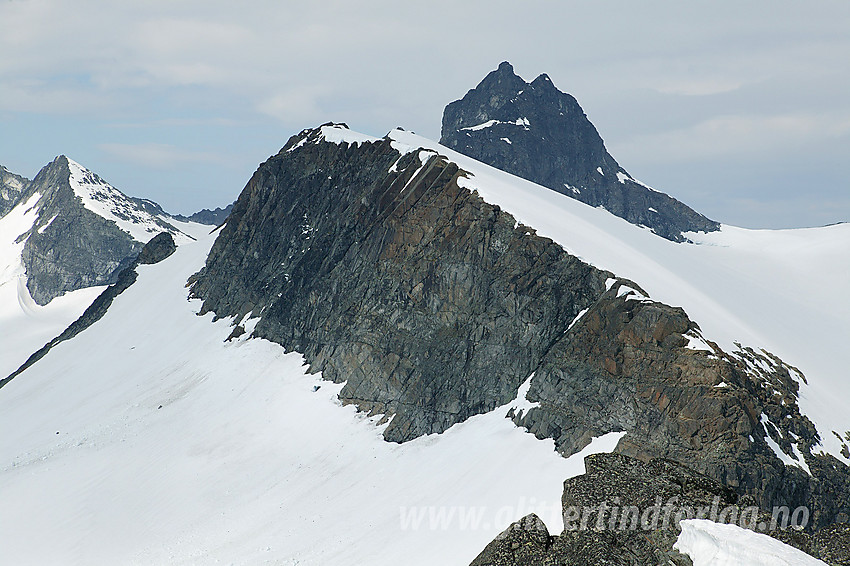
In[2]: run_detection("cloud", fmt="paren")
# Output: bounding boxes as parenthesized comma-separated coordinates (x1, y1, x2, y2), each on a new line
(134, 19, 251, 54)
(98, 142, 223, 169)
(105, 117, 245, 129)
(0, 79, 115, 114)
(652, 77, 746, 97)
(256, 86, 331, 126)
(610, 112, 850, 164)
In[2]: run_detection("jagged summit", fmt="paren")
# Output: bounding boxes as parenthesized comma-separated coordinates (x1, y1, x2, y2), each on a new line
(440, 62, 719, 241)
(474, 61, 527, 95)
(0, 164, 28, 217)
(61, 155, 183, 242)
(3, 155, 188, 304)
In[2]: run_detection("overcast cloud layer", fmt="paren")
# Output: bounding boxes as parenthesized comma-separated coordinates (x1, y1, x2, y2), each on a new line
(1, 0, 848, 228)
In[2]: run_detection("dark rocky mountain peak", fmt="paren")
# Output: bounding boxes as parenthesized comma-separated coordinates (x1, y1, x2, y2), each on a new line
(11, 155, 185, 304)
(474, 61, 528, 99)
(441, 63, 719, 241)
(0, 164, 29, 217)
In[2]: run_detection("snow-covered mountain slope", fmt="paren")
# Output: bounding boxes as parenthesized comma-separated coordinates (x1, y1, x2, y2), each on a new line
(388, 128, 850, 463)
(0, 159, 210, 375)
(10, 155, 199, 305)
(676, 520, 829, 566)
(3, 128, 845, 564)
(65, 157, 187, 243)
(0, 191, 104, 376)
(0, 228, 624, 565)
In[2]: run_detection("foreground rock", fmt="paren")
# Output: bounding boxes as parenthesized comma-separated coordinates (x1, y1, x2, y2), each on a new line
(470, 453, 850, 565)
(440, 62, 719, 242)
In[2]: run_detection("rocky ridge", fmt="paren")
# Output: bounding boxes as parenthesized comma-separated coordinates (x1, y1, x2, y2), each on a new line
(470, 453, 850, 565)
(440, 62, 719, 242)
(0, 165, 28, 217)
(2, 232, 177, 390)
(189, 124, 848, 534)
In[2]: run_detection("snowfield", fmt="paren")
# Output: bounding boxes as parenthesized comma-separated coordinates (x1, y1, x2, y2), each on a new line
(0, 163, 208, 377)
(0, 230, 623, 565)
(675, 520, 829, 566)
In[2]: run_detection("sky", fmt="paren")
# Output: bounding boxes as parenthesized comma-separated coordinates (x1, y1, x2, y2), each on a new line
(1, 0, 848, 228)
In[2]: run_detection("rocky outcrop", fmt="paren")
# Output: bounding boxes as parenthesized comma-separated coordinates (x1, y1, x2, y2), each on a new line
(510, 282, 849, 528)
(188, 124, 848, 533)
(440, 62, 719, 242)
(191, 125, 607, 442)
(0, 164, 28, 217)
(469, 514, 556, 566)
(16, 156, 183, 304)
(172, 204, 233, 226)
(470, 453, 850, 565)
(2, 232, 176, 390)
(135, 230, 177, 265)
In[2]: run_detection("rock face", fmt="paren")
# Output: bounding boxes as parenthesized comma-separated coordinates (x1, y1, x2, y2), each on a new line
(0, 165, 28, 217)
(469, 514, 557, 566)
(14, 156, 184, 304)
(511, 284, 850, 528)
(189, 124, 848, 536)
(2, 232, 176, 389)
(191, 125, 607, 442)
(135, 230, 177, 265)
(470, 453, 850, 565)
(440, 62, 719, 242)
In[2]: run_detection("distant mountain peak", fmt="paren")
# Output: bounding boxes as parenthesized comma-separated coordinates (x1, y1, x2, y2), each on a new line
(171, 204, 233, 226)
(3, 156, 188, 305)
(440, 62, 719, 241)
(0, 164, 28, 217)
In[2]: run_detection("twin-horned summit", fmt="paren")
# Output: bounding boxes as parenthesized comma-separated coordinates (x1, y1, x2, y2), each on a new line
(440, 61, 719, 241)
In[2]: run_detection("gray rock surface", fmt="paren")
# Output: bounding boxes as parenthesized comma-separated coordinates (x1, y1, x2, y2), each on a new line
(136, 230, 177, 265)
(471, 453, 849, 565)
(14, 156, 182, 304)
(469, 514, 556, 566)
(440, 62, 719, 242)
(191, 125, 608, 442)
(512, 282, 849, 528)
(0, 164, 28, 217)
(188, 124, 848, 539)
